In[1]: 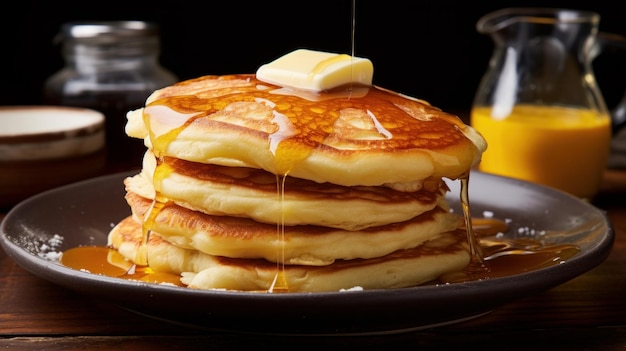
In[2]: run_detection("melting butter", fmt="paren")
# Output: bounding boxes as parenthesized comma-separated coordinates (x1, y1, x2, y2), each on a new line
(256, 49, 373, 92)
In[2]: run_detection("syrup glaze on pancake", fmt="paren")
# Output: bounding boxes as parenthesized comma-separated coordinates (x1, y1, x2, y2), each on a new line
(129, 150, 450, 230)
(126, 74, 486, 187)
(123, 191, 461, 266)
(108, 216, 470, 292)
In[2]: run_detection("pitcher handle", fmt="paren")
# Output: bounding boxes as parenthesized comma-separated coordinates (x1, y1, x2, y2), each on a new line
(595, 32, 626, 134)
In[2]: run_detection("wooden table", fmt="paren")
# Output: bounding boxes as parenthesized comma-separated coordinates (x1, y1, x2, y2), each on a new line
(1, 168, 625, 350)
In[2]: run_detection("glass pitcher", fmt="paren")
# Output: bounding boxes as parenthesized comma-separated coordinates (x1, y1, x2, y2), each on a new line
(470, 8, 618, 199)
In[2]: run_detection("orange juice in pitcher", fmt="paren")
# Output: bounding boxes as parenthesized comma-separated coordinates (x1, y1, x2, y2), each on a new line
(471, 8, 615, 199)
(471, 105, 611, 198)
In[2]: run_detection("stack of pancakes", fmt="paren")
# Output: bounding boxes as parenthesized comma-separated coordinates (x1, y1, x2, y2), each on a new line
(108, 74, 487, 292)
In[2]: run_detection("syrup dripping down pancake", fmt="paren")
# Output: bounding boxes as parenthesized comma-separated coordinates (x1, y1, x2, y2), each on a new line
(125, 74, 486, 187)
(108, 216, 470, 292)
(126, 150, 450, 230)
(122, 191, 461, 266)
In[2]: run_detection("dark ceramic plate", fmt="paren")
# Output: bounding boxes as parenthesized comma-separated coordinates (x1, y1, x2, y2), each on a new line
(0, 171, 614, 335)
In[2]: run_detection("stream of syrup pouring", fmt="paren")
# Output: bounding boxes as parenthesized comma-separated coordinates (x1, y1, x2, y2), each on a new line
(60, 2, 580, 289)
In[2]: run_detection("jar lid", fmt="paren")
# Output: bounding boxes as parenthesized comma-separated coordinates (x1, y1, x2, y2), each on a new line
(56, 21, 160, 45)
(55, 21, 163, 57)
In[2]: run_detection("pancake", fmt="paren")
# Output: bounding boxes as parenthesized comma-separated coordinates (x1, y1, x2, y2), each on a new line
(127, 150, 449, 230)
(108, 216, 470, 292)
(123, 190, 461, 266)
(125, 74, 487, 188)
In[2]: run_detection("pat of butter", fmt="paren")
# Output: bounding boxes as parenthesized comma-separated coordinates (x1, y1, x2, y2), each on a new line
(256, 49, 373, 92)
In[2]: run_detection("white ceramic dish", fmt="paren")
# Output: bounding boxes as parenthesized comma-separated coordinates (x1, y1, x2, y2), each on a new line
(0, 105, 105, 161)
(0, 106, 106, 208)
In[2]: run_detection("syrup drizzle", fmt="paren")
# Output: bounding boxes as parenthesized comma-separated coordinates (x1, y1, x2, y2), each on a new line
(349, 0, 356, 99)
(268, 173, 289, 293)
(438, 177, 581, 284)
(137, 157, 174, 269)
(351, 0, 356, 58)
(460, 174, 485, 268)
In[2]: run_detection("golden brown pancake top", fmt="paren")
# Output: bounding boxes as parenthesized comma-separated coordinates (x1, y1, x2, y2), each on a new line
(132, 74, 486, 186)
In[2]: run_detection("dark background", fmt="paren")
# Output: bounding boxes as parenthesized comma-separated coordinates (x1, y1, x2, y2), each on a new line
(2, 0, 626, 115)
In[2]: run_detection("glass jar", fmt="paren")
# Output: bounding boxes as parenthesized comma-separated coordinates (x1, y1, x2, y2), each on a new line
(43, 21, 178, 169)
